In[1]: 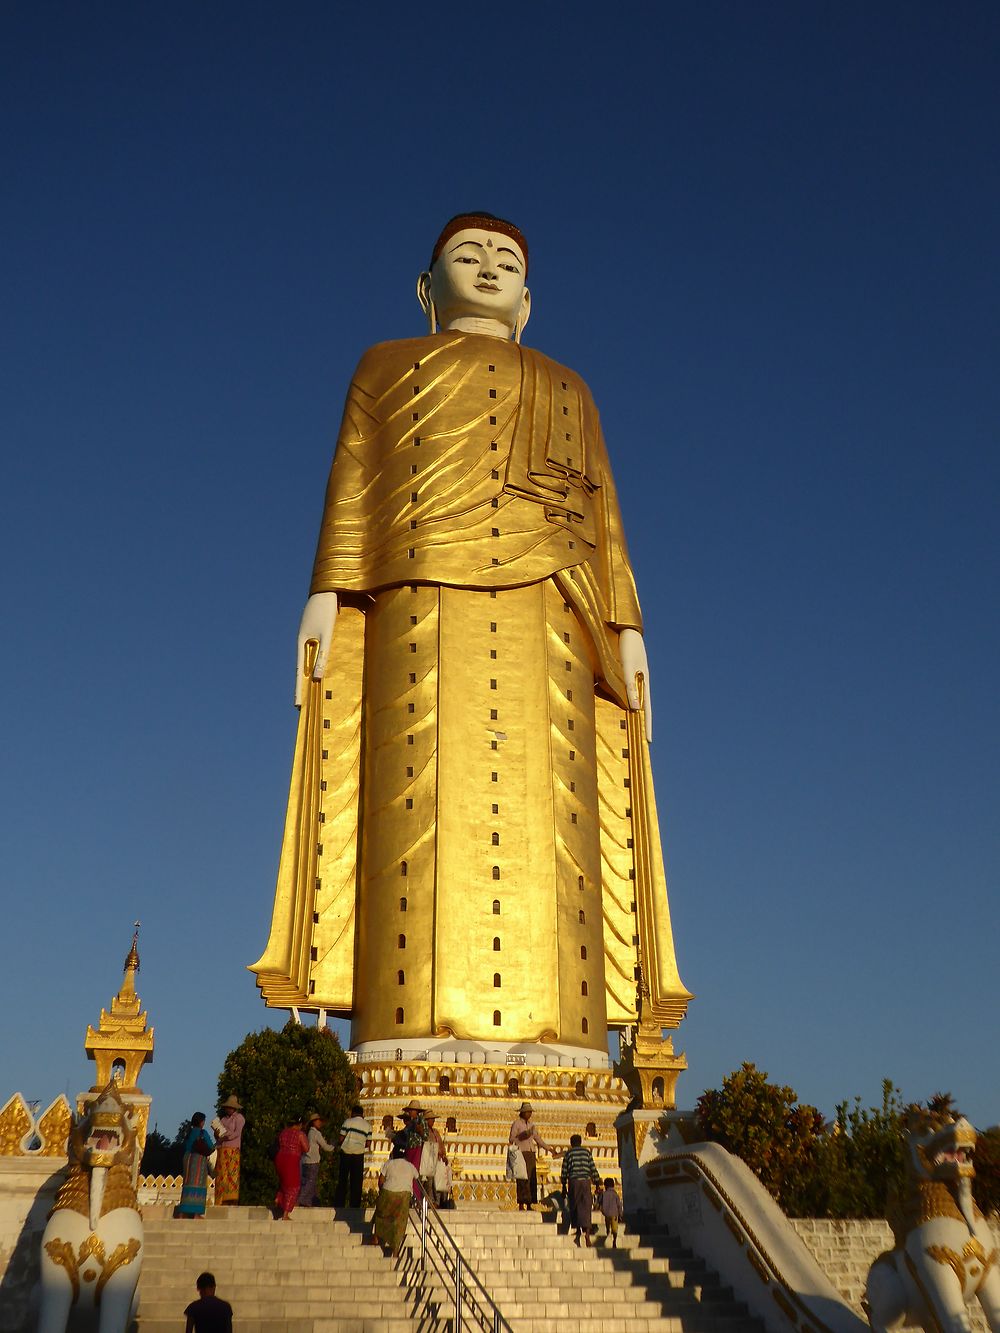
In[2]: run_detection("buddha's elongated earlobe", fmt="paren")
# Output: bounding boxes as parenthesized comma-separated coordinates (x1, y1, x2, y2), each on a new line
(416, 271, 436, 333)
(513, 288, 531, 344)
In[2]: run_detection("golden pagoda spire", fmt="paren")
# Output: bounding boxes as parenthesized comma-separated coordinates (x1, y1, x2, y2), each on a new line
(84, 922, 154, 1091)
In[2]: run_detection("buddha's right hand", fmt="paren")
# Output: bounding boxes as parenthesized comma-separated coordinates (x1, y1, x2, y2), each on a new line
(295, 591, 338, 706)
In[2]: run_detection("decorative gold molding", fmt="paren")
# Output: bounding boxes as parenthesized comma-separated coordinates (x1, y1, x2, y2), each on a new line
(0, 1094, 33, 1155)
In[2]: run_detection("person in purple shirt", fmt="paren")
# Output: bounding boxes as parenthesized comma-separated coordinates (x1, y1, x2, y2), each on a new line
(213, 1095, 245, 1205)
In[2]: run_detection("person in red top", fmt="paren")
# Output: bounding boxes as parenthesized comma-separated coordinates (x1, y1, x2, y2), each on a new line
(184, 1272, 233, 1332)
(273, 1117, 309, 1220)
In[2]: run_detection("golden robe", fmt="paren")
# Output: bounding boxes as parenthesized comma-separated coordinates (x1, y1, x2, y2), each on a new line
(251, 331, 689, 1050)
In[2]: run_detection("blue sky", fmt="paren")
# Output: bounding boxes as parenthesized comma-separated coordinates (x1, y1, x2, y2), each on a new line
(2, 2, 997, 1141)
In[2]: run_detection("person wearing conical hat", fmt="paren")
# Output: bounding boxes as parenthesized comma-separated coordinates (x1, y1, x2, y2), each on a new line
(393, 1099, 430, 1189)
(213, 1095, 244, 1206)
(300, 1112, 336, 1208)
(508, 1102, 554, 1210)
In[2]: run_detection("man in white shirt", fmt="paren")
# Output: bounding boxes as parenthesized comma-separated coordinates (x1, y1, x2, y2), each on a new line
(334, 1103, 373, 1208)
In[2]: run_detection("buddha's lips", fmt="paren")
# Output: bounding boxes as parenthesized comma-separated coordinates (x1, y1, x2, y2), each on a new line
(475, 282, 500, 292)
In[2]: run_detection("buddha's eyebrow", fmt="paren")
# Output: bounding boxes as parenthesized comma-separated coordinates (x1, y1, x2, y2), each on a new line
(448, 240, 485, 254)
(497, 247, 522, 263)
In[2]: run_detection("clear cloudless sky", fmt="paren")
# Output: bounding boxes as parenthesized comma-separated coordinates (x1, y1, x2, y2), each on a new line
(2, 2, 997, 1142)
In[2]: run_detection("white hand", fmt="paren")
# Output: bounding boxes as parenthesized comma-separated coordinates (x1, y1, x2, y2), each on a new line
(619, 627, 652, 744)
(295, 591, 338, 706)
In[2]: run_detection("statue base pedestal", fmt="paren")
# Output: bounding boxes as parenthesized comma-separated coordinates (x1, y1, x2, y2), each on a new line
(355, 1056, 632, 1204)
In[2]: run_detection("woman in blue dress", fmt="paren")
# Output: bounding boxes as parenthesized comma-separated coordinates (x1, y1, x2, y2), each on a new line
(177, 1112, 214, 1218)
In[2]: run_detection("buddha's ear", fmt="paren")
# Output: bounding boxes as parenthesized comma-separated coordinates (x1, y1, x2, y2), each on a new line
(416, 271, 436, 334)
(416, 271, 432, 316)
(514, 286, 531, 344)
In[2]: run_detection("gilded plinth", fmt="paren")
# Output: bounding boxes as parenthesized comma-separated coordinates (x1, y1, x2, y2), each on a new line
(354, 1055, 632, 1203)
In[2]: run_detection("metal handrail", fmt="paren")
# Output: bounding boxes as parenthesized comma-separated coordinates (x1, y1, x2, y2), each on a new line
(405, 1178, 512, 1333)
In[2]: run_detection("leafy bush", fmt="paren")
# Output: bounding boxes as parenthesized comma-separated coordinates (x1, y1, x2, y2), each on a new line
(216, 1021, 357, 1206)
(973, 1127, 1000, 1218)
(695, 1062, 826, 1215)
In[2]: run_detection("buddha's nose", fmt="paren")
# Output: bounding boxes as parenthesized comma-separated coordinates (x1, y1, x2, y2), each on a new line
(480, 265, 498, 279)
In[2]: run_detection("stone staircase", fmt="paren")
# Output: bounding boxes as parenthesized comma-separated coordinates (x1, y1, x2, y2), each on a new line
(403, 1207, 764, 1333)
(135, 1205, 418, 1333)
(134, 1203, 763, 1333)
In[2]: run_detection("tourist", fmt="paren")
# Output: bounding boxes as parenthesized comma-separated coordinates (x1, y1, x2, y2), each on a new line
(177, 1113, 214, 1219)
(561, 1133, 602, 1246)
(396, 1099, 429, 1186)
(419, 1112, 448, 1205)
(370, 1146, 418, 1256)
(333, 1102, 372, 1209)
(599, 1177, 623, 1248)
(508, 1102, 554, 1210)
(212, 1094, 244, 1206)
(299, 1111, 335, 1207)
(184, 1271, 233, 1332)
(273, 1115, 309, 1220)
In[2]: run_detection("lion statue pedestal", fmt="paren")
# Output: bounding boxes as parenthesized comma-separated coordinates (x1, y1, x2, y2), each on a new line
(37, 1083, 143, 1333)
(865, 1109, 1000, 1333)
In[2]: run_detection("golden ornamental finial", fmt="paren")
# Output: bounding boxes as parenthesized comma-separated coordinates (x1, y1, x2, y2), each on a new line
(124, 921, 140, 975)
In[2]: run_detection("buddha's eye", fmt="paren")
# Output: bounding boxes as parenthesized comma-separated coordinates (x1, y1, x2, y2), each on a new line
(499, 263, 520, 273)
(454, 256, 478, 264)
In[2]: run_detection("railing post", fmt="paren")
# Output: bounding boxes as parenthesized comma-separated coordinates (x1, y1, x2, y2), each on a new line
(420, 1192, 427, 1269)
(455, 1251, 463, 1332)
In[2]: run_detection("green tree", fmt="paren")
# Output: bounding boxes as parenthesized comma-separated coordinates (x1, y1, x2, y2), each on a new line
(973, 1126, 1000, 1219)
(216, 1021, 357, 1206)
(813, 1080, 906, 1219)
(139, 1126, 183, 1177)
(695, 1062, 826, 1215)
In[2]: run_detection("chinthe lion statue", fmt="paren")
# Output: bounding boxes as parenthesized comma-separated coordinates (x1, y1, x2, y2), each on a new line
(37, 1082, 143, 1333)
(865, 1107, 1000, 1333)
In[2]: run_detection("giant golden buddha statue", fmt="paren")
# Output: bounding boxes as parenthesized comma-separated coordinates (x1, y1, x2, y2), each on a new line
(251, 214, 690, 1086)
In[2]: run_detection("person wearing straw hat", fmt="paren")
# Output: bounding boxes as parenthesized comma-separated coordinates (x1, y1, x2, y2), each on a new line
(300, 1111, 336, 1207)
(213, 1095, 244, 1206)
(508, 1102, 554, 1209)
(394, 1099, 429, 1188)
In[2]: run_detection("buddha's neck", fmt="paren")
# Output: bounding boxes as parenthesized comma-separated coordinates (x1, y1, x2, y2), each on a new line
(444, 315, 513, 340)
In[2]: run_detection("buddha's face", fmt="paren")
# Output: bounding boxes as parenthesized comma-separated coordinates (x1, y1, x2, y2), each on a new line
(424, 227, 530, 335)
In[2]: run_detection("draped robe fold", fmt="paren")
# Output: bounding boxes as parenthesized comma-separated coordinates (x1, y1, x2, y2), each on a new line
(250, 331, 689, 1048)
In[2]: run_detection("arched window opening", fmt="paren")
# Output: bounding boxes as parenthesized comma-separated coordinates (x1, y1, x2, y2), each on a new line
(400, 860, 408, 876)
(493, 1009, 501, 1026)
(397, 969, 405, 985)
(581, 1017, 589, 1034)
(395, 1007, 404, 1024)
(507, 1077, 519, 1096)
(580, 945, 587, 961)
(575, 1079, 586, 1098)
(578, 874, 585, 891)
(439, 1074, 451, 1093)
(493, 973, 501, 987)
(492, 865, 501, 881)
(399, 897, 407, 912)
(492, 900, 501, 915)
(493, 936, 501, 951)
(578, 909, 586, 924)
(491, 831, 500, 845)
(398, 934, 406, 949)
(581, 980, 588, 996)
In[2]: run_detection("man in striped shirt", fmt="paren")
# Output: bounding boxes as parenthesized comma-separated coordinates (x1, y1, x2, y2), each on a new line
(560, 1133, 602, 1246)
